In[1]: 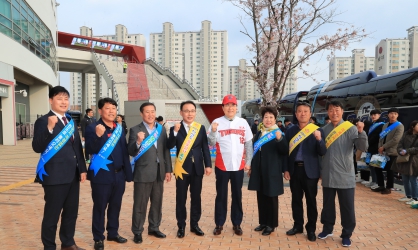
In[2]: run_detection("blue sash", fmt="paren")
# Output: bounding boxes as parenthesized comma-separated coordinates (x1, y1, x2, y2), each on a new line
(368, 122, 385, 135)
(253, 129, 282, 157)
(379, 121, 401, 139)
(36, 114, 75, 181)
(131, 124, 162, 168)
(89, 123, 122, 176)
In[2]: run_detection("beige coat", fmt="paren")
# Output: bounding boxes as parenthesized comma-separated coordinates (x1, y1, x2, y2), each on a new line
(394, 133, 418, 176)
(378, 122, 404, 156)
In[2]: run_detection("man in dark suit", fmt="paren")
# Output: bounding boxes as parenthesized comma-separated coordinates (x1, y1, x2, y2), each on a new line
(285, 102, 327, 242)
(32, 86, 87, 250)
(128, 102, 172, 244)
(80, 108, 95, 163)
(166, 101, 212, 238)
(85, 98, 133, 250)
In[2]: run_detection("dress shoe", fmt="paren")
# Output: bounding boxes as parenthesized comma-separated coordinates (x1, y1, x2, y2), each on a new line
(213, 226, 223, 235)
(254, 224, 266, 231)
(148, 230, 166, 238)
(233, 225, 243, 236)
(107, 235, 127, 243)
(262, 226, 274, 236)
(381, 188, 391, 194)
(61, 245, 85, 250)
(286, 227, 303, 235)
(371, 186, 385, 192)
(307, 232, 317, 241)
(133, 234, 142, 244)
(94, 241, 104, 250)
(177, 227, 185, 238)
(191, 226, 205, 236)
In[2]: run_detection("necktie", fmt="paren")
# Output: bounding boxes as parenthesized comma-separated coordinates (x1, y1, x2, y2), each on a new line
(62, 117, 74, 143)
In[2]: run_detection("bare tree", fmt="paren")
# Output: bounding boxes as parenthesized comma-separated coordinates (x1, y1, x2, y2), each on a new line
(228, 0, 368, 106)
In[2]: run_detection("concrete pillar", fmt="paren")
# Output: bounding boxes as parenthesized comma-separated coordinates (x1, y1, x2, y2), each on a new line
(81, 73, 86, 114)
(29, 84, 50, 121)
(95, 71, 100, 118)
(1, 81, 16, 145)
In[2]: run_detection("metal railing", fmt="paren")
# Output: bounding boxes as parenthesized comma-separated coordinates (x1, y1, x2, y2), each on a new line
(144, 57, 217, 101)
(145, 66, 179, 99)
(92, 52, 120, 112)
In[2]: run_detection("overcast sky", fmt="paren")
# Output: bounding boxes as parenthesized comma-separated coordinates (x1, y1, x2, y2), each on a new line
(57, 0, 418, 93)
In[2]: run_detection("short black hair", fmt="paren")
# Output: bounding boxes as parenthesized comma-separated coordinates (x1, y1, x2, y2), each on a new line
(254, 119, 259, 123)
(85, 108, 93, 114)
(180, 100, 196, 111)
(325, 116, 330, 120)
(370, 109, 382, 115)
(98, 98, 117, 109)
(156, 116, 164, 122)
(117, 114, 124, 119)
(140, 102, 156, 113)
(261, 106, 278, 119)
(296, 101, 311, 108)
(284, 118, 291, 123)
(326, 101, 344, 110)
(49, 86, 70, 99)
(310, 117, 317, 122)
(277, 120, 283, 124)
(387, 107, 399, 114)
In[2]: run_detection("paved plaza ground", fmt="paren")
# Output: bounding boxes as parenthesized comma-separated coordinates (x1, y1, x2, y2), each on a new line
(0, 139, 417, 249)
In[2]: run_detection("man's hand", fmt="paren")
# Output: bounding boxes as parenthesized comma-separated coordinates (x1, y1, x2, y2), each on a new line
(244, 165, 251, 171)
(47, 115, 59, 131)
(136, 131, 145, 145)
(174, 123, 181, 133)
(211, 122, 218, 132)
(378, 147, 384, 154)
(96, 124, 106, 137)
(356, 121, 365, 133)
(165, 173, 172, 182)
(205, 167, 212, 176)
(284, 171, 290, 180)
(80, 173, 87, 183)
(247, 169, 251, 177)
(313, 130, 322, 141)
(275, 130, 282, 140)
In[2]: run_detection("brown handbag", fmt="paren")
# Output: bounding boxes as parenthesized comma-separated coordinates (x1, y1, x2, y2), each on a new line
(396, 135, 418, 163)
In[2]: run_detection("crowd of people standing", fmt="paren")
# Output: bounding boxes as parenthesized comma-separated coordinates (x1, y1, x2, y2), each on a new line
(31, 86, 418, 250)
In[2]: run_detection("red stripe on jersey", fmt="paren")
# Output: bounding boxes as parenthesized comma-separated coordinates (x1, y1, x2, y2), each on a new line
(215, 142, 226, 171)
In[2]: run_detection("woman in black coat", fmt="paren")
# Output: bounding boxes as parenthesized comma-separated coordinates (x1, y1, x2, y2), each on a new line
(248, 106, 289, 236)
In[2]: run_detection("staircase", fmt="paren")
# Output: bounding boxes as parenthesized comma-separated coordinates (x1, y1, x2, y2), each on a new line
(144, 58, 202, 100)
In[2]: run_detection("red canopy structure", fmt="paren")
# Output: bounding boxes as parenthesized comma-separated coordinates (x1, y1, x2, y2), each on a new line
(57, 31, 146, 63)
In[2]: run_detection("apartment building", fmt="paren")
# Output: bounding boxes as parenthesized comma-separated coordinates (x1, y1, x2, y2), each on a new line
(149, 21, 228, 100)
(375, 39, 410, 75)
(70, 25, 146, 110)
(329, 49, 375, 81)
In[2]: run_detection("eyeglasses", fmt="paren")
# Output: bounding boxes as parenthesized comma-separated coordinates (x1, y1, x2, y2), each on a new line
(182, 110, 196, 114)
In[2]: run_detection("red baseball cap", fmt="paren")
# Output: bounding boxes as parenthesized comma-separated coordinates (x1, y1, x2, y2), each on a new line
(222, 94, 237, 105)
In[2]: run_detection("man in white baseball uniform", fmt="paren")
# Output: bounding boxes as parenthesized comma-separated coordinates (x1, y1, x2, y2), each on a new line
(208, 94, 253, 236)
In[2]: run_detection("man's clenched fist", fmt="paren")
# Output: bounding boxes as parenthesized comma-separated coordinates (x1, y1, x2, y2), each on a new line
(47, 115, 58, 131)
(137, 131, 145, 144)
(174, 123, 181, 133)
(211, 122, 218, 132)
(313, 130, 322, 141)
(96, 124, 106, 137)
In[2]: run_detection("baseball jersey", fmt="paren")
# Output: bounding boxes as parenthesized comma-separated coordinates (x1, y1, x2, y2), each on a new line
(209, 116, 253, 171)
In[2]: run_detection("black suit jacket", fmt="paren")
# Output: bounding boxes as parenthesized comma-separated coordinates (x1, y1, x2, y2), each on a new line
(167, 122, 212, 176)
(85, 119, 133, 184)
(285, 124, 327, 179)
(32, 111, 87, 185)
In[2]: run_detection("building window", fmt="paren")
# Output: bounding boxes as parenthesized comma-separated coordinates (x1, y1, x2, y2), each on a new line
(0, 0, 57, 73)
